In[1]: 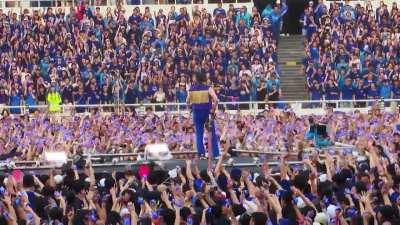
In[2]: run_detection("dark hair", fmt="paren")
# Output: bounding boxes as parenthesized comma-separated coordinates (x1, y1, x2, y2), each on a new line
(23, 174, 35, 188)
(239, 213, 251, 225)
(251, 212, 268, 225)
(48, 207, 63, 221)
(158, 208, 176, 225)
(195, 72, 206, 83)
(180, 207, 191, 221)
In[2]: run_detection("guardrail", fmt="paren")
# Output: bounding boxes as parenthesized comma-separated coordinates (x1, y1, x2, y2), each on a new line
(0, 149, 335, 173)
(0, 151, 292, 173)
(0, 98, 396, 117)
(1, 0, 395, 9)
(0, 0, 252, 8)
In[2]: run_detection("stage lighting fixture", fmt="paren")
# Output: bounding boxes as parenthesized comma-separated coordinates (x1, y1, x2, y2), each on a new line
(145, 143, 172, 161)
(43, 151, 67, 167)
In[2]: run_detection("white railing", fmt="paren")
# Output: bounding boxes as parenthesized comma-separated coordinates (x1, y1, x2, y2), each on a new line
(0, 98, 397, 116)
(0, 0, 394, 9)
(1, 1, 255, 20)
(0, 0, 253, 9)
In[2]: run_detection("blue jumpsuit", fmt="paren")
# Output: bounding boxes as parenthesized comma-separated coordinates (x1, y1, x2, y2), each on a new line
(189, 84, 220, 157)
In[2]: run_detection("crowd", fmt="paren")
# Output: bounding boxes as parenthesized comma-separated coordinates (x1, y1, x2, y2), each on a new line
(302, 1, 400, 104)
(1, 106, 400, 225)
(3, 1, 400, 225)
(0, 1, 287, 114)
(0, 101, 399, 161)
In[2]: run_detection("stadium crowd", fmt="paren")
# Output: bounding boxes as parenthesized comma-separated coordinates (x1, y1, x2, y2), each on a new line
(1, 100, 400, 159)
(0, 1, 287, 114)
(2, 1, 400, 225)
(303, 1, 400, 104)
(1, 106, 400, 225)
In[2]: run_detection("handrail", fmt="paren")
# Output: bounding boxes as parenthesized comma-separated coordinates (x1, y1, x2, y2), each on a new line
(3, 146, 352, 169)
(0, 98, 394, 110)
(0, 159, 305, 172)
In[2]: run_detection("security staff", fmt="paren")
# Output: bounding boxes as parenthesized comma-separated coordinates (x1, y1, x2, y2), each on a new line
(187, 73, 219, 158)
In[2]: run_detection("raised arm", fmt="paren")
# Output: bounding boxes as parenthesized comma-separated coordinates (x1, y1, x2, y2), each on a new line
(208, 86, 219, 104)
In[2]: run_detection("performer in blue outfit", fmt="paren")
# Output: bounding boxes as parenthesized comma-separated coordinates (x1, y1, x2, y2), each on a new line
(187, 73, 220, 158)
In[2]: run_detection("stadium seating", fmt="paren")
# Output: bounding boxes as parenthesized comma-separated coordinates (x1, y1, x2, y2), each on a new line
(0, 2, 286, 114)
(303, 1, 399, 105)
(1, 2, 400, 225)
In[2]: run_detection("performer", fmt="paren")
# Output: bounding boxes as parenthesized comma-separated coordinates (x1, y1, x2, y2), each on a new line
(187, 73, 220, 158)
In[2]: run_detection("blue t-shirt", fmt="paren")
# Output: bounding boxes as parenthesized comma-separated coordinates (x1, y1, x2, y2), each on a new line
(392, 86, 400, 98)
(311, 87, 323, 100)
(367, 88, 379, 99)
(176, 89, 188, 103)
(325, 86, 339, 100)
(380, 85, 391, 99)
(340, 85, 354, 100)
(354, 87, 366, 99)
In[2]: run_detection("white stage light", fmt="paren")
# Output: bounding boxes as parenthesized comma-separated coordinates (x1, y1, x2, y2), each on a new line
(43, 151, 67, 167)
(145, 143, 172, 161)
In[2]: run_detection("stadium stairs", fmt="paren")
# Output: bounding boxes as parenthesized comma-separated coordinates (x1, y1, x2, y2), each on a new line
(278, 35, 308, 101)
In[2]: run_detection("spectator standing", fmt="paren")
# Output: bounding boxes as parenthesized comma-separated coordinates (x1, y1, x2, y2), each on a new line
(269, 0, 288, 40)
(25, 86, 37, 113)
(47, 86, 62, 113)
(9, 89, 21, 114)
(339, 78, 354, 107)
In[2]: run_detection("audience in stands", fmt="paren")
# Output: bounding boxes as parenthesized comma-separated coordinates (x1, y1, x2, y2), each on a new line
(303, 1, 399, 105)
(0, 3, 283, 114)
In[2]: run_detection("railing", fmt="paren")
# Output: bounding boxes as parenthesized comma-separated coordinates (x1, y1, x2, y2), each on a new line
(0, 148, 348, 173)
(0, 0, 252, 8)
(0, 143, 360, 174)
(0, 0, 394, 9)
(0, 98, 396, 117)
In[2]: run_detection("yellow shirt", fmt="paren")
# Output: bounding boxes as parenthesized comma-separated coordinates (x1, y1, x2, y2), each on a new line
(47, 92, 62, 112)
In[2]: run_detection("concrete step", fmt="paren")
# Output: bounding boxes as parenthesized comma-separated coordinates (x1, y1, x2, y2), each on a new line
(279, 45, 304, 48)
(278, 35, 308, 100)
